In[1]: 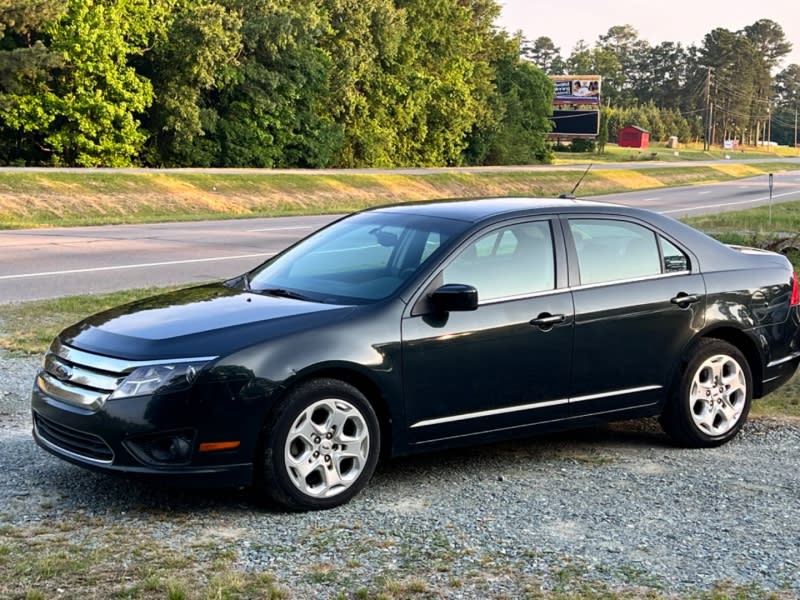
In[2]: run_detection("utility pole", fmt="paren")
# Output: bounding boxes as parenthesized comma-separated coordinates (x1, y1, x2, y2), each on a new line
(703, 67, 714, 151)
(795, 104, 798, 156)
(767, 104, 772, 149)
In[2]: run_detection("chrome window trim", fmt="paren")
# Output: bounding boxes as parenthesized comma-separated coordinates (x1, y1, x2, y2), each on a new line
(410, 385, 662, 428)
(571, 270, 690, 292)
(33, 419, 114, 466)
(52, 339, 217, 374)
(476, 271, 692, 306)
(479, 287, 563, 306)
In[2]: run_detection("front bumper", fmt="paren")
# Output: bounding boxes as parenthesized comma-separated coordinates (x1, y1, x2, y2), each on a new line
(31, 382, 256, 488)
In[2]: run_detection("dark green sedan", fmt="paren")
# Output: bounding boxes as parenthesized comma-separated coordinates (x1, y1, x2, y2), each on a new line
(32, 198, 800, 510)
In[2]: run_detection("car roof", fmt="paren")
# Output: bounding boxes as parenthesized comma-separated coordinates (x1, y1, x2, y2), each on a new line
(369, 196, 790, 274)
(374, 197, 627, 223)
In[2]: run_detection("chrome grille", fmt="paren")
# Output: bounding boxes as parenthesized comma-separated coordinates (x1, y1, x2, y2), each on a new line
(34, 412, 114, 464)
(37, 340, 219, 411)
(38, 340, 128, 411)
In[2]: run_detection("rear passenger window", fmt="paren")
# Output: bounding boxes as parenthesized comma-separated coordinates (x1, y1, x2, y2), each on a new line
(660, 237, 690, 272)
(569, 219, 660, 285)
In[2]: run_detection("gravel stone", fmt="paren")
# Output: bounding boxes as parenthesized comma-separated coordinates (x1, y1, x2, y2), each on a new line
(3, 352, 800, 596)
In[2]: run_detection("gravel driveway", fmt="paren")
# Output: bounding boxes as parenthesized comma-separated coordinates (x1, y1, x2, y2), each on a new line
(2, 353, 799, 599)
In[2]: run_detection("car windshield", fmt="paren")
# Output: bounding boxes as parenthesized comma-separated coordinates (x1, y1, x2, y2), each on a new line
(247, 211, 467, 304)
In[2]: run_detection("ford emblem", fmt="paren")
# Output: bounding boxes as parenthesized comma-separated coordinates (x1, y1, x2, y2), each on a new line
(53, 363, 73, 382)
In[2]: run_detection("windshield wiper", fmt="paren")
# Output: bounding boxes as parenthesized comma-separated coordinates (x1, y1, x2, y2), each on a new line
(258, 288, 313, 302)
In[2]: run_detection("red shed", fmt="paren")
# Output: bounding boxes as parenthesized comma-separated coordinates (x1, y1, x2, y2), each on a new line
(618, 125, 650, 149)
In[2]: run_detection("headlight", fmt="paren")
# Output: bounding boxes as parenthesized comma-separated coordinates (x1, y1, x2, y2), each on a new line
(109, 361, 208, 400)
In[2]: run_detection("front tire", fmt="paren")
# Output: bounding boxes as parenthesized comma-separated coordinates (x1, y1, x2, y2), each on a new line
(660, 339, 752, 448)
(256, 378, 380, 510)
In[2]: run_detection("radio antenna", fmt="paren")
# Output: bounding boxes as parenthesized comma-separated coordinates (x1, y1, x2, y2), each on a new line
(559, 163, 593, 200)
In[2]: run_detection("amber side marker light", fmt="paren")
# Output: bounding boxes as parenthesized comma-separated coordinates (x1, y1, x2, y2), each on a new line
(199, 441, 241, 452)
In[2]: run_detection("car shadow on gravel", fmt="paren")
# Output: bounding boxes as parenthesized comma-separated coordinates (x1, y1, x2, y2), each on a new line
(370, 418, 671, 485)
(3, 418, 677, 517)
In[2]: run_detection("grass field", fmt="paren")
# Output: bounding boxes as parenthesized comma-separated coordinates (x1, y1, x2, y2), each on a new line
(1, 160, 799, 229)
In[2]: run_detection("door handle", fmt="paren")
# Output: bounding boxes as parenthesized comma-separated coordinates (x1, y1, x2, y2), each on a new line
(670, 293, 699, 307)
(530, 313, 566, 328)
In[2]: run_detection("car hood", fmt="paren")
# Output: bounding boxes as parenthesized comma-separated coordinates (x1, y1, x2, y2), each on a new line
(59, 283, 357, 361)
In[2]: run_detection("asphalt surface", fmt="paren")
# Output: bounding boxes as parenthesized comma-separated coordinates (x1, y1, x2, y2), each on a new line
(1, 170, 800, 303)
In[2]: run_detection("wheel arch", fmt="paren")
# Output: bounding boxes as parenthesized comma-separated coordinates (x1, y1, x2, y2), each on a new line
(273, 366, 396, 461)
(696, 326, 764, 398)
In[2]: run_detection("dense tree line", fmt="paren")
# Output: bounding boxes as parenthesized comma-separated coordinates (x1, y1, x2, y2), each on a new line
(0, 0, 554, 167)
(2, 3, 797, 167)
(523, 21, 799, 146)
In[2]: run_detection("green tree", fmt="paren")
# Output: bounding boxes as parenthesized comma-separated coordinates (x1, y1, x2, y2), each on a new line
(597, 108, 609, 153)
(744, 19, 792, 70)
(596, 24, 650, 104)
(214, 0, 342, 168)
(0, 0, 159, 166)
(318, 0, 406, 167)
(773, 64, 800, 146)
(0, 0, 66, 163)
(565, 40, 593, 74)
(521, 35, 564, 75)
(323, 0, 501, 167)
(465, 48, 553, 165)
(700, 27, 762, 145)
(139, 0, 242, 166)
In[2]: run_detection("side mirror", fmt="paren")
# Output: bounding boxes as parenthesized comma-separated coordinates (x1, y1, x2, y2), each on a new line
(430, 283, 478, 313)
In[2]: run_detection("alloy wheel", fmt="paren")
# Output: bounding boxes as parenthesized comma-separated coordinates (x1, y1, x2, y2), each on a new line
(283, 398, 370, 498)
(688, 354, 747, 437)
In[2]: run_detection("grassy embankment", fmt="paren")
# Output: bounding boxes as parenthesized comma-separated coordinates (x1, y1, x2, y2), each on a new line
(0, 160, 798, 229)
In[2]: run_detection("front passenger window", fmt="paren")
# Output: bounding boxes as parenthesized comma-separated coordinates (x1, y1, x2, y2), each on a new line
(443, 221, 555, 301)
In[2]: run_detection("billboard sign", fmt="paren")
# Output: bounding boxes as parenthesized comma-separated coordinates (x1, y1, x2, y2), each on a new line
(551, 75, 601, 106)
(548, 75, 601, 138)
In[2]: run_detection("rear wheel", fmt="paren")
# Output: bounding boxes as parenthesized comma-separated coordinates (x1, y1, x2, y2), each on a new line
(660, 339, 752, 447)
(255, 378, 380, 510)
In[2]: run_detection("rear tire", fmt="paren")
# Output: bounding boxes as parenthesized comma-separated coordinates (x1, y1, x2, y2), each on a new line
(255, 378, 380, 511)
(660, 339, 752, 448)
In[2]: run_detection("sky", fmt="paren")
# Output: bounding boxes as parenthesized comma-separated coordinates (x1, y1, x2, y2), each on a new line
(495, 0, 800, 69)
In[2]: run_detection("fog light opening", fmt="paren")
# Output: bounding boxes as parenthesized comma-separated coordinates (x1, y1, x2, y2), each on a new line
(125, 430, 195, 466)
(150, 436, 192, 463)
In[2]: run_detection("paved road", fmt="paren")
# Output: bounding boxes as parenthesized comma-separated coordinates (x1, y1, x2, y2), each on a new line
(2, 171, 800, 303)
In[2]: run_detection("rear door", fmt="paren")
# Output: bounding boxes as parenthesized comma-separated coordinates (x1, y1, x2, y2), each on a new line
(564, 216, 705, 416)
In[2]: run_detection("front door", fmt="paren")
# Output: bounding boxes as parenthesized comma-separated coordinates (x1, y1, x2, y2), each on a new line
(402, 219, 574, 444)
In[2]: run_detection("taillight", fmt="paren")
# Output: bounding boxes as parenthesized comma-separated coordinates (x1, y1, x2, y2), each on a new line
(791, 272, 799, 307)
